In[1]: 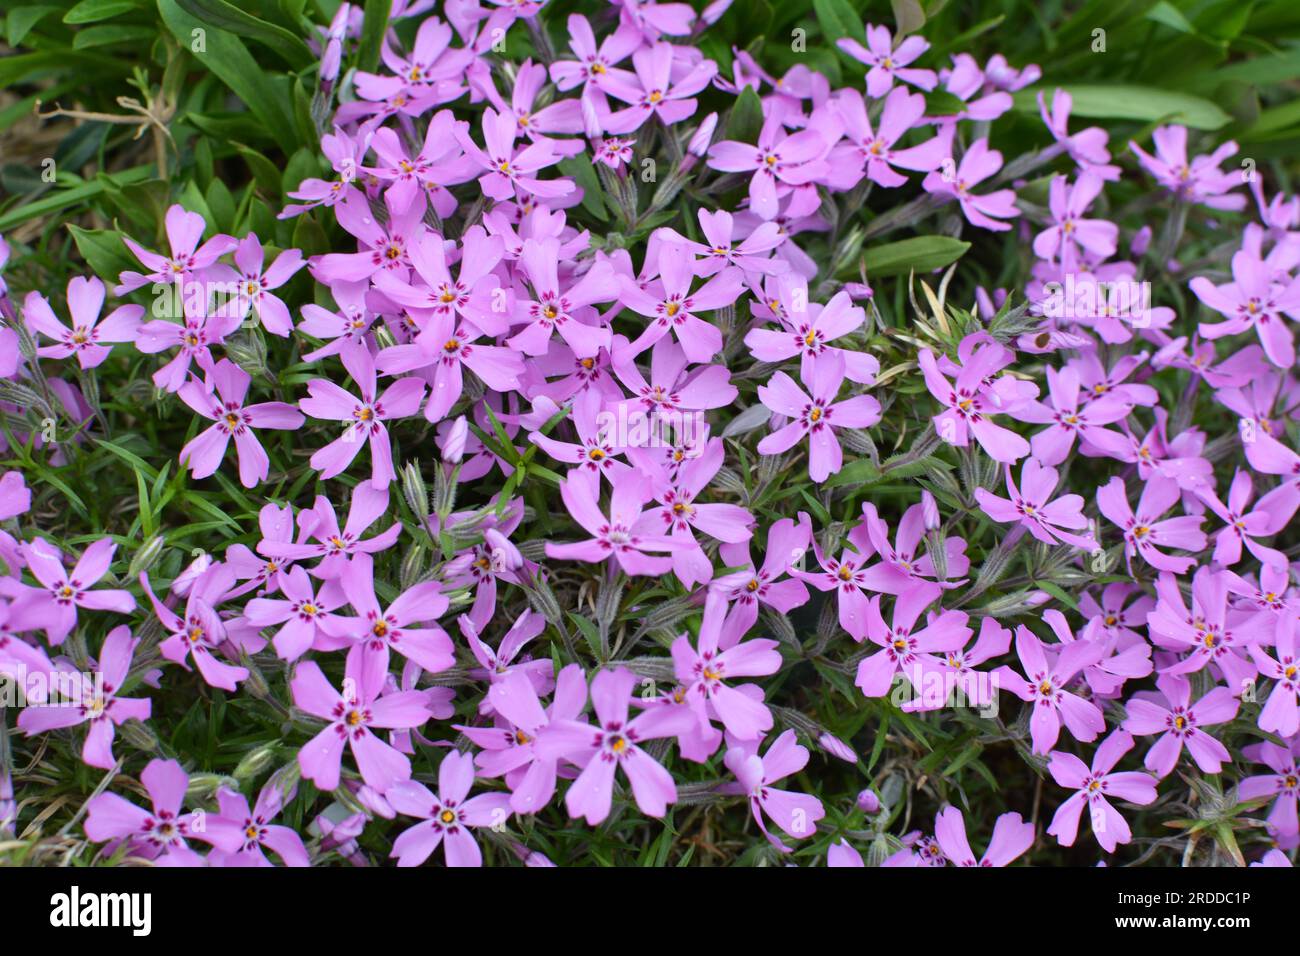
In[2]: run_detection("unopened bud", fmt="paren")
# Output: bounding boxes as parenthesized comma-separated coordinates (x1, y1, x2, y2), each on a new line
(224, 331, 268, 379)
(818, 732, 856, 763)
(920, 490, 940, 531)
(442, 415, 469, 464)
(233, 745, 278, 784)
(400, 540, 427, 590)
(1130, 225, 1152, 257)
(688, 112, 718, 158)
(128, 535, 166, 579)
(401, 462, 430, 524)
(856, 788, 882, 814)
(118, 716, 162, 755)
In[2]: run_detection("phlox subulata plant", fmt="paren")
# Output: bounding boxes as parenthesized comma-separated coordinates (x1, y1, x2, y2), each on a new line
(0, 0, 1299, 873)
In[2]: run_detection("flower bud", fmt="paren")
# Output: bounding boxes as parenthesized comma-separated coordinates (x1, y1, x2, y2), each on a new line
(818, 732, 856, 763)
(127, 535, 166, 579)
(441, 415, 469, 464)
(401, 462, 430, 524)
(920, 490, 940, 531)
(233, 745, 278, 784)
(1130, 225, 1152, 257)
(688, 112, 718, 157)
(856, 788, 882, 814)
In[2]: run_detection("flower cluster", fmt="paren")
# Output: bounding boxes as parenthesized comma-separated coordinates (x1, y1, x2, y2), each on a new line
(1, 0, 1297, 869)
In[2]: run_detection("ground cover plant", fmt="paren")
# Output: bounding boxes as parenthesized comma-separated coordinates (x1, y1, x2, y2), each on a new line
(1, 0, 1300, 868)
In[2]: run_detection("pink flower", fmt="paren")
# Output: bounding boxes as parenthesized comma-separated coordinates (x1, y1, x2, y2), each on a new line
(855, 583, 969, 698)
(918, 340, 1031, 461)
(856, 500, 970, 594)
(617, 242, 741, 363)
(84, 758, 243, 865)
(973, 457, 1097, 549)
(387, 751, 513, 867)
(1129, 125, 1246, 210)
(1196, 469, 1291, 567)
(179, 359, 304, 488)
(17, 625, 150, 769)
(372, 226, 509, 337)
(631, 436, 755, 588)
(322, 552, 454, 676)
(134, 290, 240, 392)
(1038, 89, 1114, 172)
(299, 341, 426, 488)
(707, 117, 830, 220)
(210, 783, 310, 867)
(722, 729, 825, 852)
(1123, 674, 1239, 778)
(745, 281, 879, 384)
(756, 352, 882, 482)
(548, 15, 641, 93)
(836, 22, 936, 97)
(933, 806, 1034, 867)
(115, 204, 237, 294)
(311, 190, 426, 284)
(1239, 741, 1300, 839)
(455, 107, 574, 202)
(244, 566, 342, 661)
(1096, 476, 1207, 574)
(508, 237, 618, 357)
(142, 563, 249, 691)
(376, 310, 524, 423)
(8, 538, 135, 644)
(922, 138, 1019, 231)
(23, 276, 141, 369)
(291, 643, 433, 794)
(465, 663, 587, 814)
(789, 521, 875, 640)
(670, 594, 781, 740)
(1190, 249, 1300, 368)
(712, 515, 812, 632)
(364, 111, 475, 215)
(545, 471, 681, 576)
(601, 41, 716, 134)
(1033, 173, 1118, 266)
(1148, 567, 1260, 693)
(830, 86, 949, 188)
(259, 481, 402, 579)
(995, 617, 1106, 754)
(1046, 730, 1158, 853)
(609, 336, 738, 431)
(1250, 614, 1300, 738)
(228, 234, 306, 336)
(538, 666, 694, 824)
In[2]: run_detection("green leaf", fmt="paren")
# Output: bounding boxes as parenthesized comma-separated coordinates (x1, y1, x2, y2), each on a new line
(824, 458, 883, 488)
(724, 86, 763, 144)
(176, 0, 315, 70)
(357, 0, 392, 74)
(234, 143, 285, 197)
(858, 236, 970, 278)
(0, 165, 151, 232)
(814, 0, 860, 43)
(558, 156, 608, 222)
(64, 0, 140, 24)
(158, 0, 300, 149)
(7, 5, 59, 45)
(1012, 84, 1231, 131)
(891, 0, 925, 37)
(1033, 580, 1081, 612)
(66, 224, 137, 281)
(71, 24, 159, 48)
